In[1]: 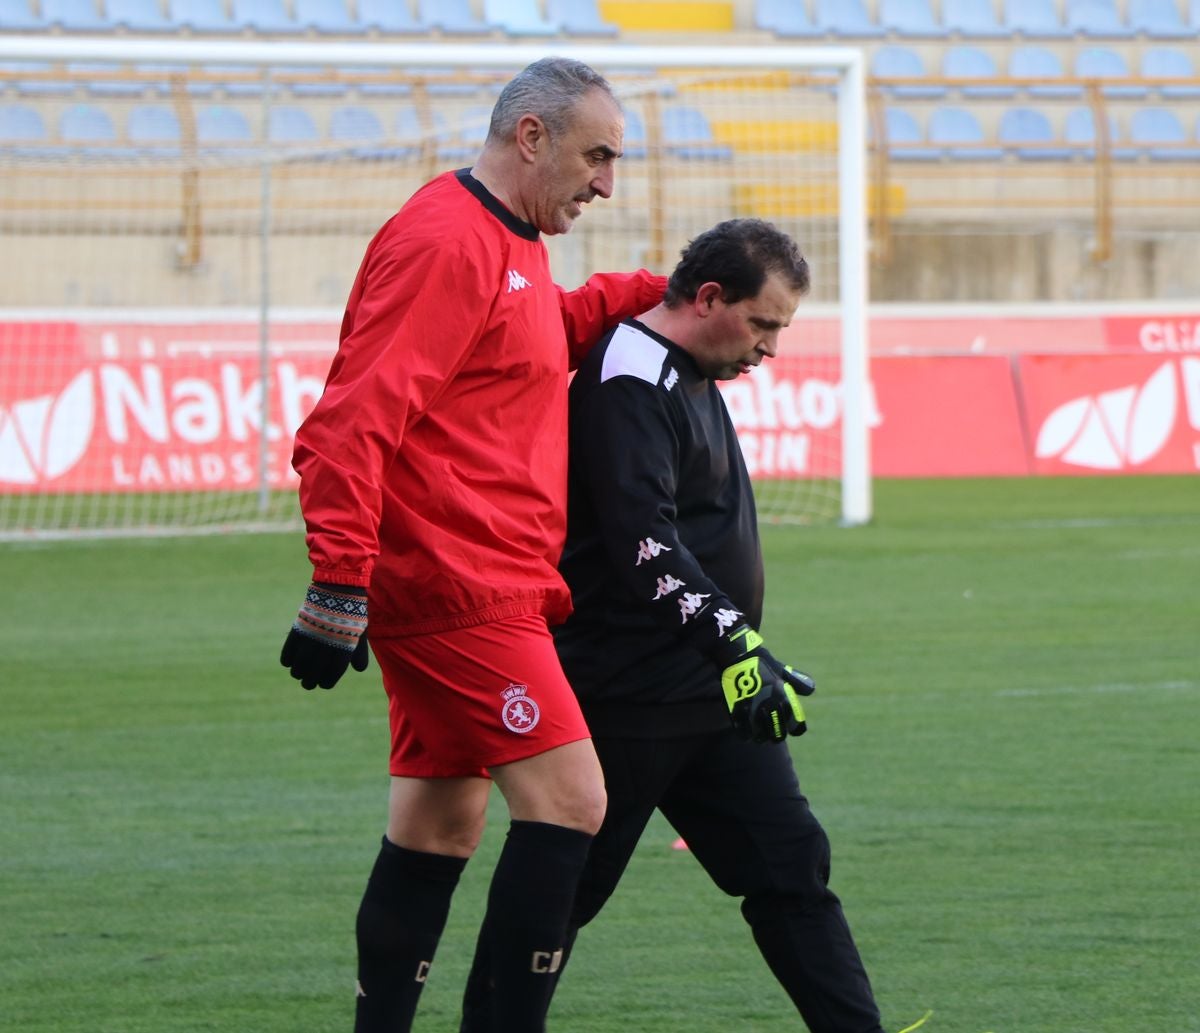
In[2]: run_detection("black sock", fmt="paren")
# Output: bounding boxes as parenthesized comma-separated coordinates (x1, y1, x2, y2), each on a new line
(354, 836, 467, 1033)
(475, 820, 593, 1033)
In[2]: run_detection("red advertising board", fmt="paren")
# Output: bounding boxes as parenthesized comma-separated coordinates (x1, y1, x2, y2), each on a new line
(2, 311, 1200, 492)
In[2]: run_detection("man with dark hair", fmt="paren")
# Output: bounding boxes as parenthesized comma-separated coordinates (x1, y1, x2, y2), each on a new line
(279, 57, 665, 1033)
(462, 218, 887, 1033)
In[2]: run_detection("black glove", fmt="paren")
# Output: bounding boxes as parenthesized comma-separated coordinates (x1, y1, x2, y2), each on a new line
(711, 624, 814, 743)
(280, 581, 370, 690)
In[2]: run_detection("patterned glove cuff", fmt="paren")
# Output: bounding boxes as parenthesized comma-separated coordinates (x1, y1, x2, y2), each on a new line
(294, 583, 368, 652)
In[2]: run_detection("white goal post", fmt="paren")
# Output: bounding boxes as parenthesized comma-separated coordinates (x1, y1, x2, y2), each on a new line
(0, 36, 869, 537)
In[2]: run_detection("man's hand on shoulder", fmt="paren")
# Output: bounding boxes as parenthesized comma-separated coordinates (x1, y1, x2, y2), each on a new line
(710, 625, 814, 744)
(280, 581, 370, 690)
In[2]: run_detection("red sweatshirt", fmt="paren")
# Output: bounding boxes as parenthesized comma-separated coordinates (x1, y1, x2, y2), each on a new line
(293, 168, 666, 637)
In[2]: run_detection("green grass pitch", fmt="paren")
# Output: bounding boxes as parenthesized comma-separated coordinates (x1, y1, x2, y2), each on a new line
(3, 476, 1198, 1033)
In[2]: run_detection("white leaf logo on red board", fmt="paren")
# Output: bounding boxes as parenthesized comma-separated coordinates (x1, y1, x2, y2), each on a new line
(0, 371, 95, 484)
(1035, 362, 1176, 469)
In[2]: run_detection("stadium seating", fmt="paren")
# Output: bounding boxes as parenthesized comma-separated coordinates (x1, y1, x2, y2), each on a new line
(1075, 46, 1147, 97)
(328, 104, 384, 142)
(662, 105, 733, 160)
(1193, 0, 1200, 30)
(1128, 0, 1196, 36)
(357, 0, 428, 32)
(942, 45, 1016, 97)
(232, 0, 304, 33)
(195, 104, 253, 143)
(1004, 0, 1071, 36)
(0, 61, 74, 95)
(928, 105, 1004, 158)
(59, 102, 118, 147)
(0, 102, 46, 142)
(419, 0, 492, 33)
(814, 0, 885, 37)
(1064, 106, 1136, 158)
(43, 0, 116, 31)
(68, 61, 145, 96)
(621, 106, 647, 158)
(754, 0, 821, 36)
(943, 0, 1008, 36)
(881, 107, 941, 159)
(0, 0, 49, 29)
(880, 0, 948, 36)
(296, 0, 365, 33)
(107, 0, 178, 32)
(485, 0, 558, 34)
(997, 105, 1072, 158)
(127, 103, 182, 156)
(1141, 46, 1200, 97)
(546, 0, 616, 35)
(1066, 0, 1135, 37)
(1130, 105, 1200, 158)
(268, 104, 319, 142)
(395, 104, 451, 152)
(871, 46, 945, 98)
(1010, 45, 1082, 97)
(170, 0, 241, 32)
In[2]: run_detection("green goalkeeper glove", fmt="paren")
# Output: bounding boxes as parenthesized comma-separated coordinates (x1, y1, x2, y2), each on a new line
(711, 625, 814, 744)
(280, 581, 370, 690)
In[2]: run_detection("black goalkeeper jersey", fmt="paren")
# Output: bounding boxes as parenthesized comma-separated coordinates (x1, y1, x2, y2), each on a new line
(555, 318, 764, 738)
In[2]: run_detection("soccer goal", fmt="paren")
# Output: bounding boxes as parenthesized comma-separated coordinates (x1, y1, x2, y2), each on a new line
(0, 36, 868, 538)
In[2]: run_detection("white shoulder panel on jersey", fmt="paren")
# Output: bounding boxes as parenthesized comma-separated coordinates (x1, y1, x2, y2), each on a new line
(600, 322, 668, 387)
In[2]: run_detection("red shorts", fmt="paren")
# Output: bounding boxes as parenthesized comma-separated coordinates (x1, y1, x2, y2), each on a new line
(371, 613, 592, 778)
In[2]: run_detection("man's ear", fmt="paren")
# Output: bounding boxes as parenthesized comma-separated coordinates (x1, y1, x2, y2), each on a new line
(695, 281, 723, 315)
(515, 114, 544, 162)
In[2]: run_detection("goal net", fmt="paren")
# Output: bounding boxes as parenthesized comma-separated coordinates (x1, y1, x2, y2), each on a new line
(0, 38, 868, 538)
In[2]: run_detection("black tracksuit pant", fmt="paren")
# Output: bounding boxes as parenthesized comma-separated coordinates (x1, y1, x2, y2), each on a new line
(461, 728, 884, 1033)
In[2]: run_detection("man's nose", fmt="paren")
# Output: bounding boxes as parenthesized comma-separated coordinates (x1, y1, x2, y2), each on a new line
(592, 163, 614, 199)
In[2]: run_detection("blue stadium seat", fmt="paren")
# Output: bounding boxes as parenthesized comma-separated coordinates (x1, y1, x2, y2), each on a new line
(871, 46, 945, 98)
(1010, 45, 1082, 97)
(170, 0, 241, 31)
(275, 64, 347, 96)
(346, 65, 413, 95)
(296, 0, 365, 33)
(268, 104, 319, 142)
(943, 46, 1016, 98)
(198, 63, 263, 95)
(1064, 105, 1136, 158)
(880, 0, 948, 36)
(1004, 0, 1071, 36)
(68, 62, 144, 96)
(814, 0, 885, 36)
(928, 105, 1004, 158)
(0, 102, 47, 141)
(943, 0, 1008, 36)
(107, 0, 177, 31)
(43, 0, 116, 31)
(1075, 46, 1147, 97)
(59, 103, 119, 152)
(0, 61, 75, 95)
(1130, 105, 1200, 158)
(662, 106, 733, 160)
(1192, 0, 1200, 31)
(233, 0, 303, 32)
(0, 0, 49, 29)
(127, 103, 181, 156)
(419, 0, 492, 33)
(1128, 0, 1195, 36)
(1142, 46, 1200, 97)
(881, 107, 941, 159)
(547, 0, 616, 35)
(357, 0, 428, 32)
(195, 104, 254, 144)
(1066, 0, 1134, 37)
(484, 0, 558, 34)
(997, 106, 1072, 158)
(621, 106, 647, 158)
(329, 104, 384, 142)
(755, 0, 820, 35)
(435, 102, 492, 159)
(395, 104, 451, 149)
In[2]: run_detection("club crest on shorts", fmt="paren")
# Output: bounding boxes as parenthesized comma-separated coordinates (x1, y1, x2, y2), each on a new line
(500, 682, 540, 734)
